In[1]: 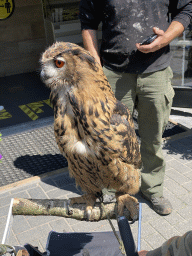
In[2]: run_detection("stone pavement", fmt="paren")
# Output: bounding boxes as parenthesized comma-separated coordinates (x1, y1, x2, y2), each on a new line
(0, 129, 191, 254)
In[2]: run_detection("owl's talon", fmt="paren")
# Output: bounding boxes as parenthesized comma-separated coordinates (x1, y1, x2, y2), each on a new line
(129, 219, 136, 224)
(130, 214, 139, 224)
(130, 203, 139, 221)
(67, 199, 73, 215)
(86, 209, 92, 220)
(129, 206, 139, 222)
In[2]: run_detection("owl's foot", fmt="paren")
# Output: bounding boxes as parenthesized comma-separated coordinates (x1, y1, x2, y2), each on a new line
(116, 193, 139, 221)
(69, 194, 97, 220)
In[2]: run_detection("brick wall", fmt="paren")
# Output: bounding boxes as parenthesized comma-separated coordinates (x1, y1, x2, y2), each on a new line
(0, 0, 47, 77)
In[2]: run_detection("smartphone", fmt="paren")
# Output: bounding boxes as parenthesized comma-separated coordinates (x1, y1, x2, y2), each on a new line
(140, 34, 158, 45)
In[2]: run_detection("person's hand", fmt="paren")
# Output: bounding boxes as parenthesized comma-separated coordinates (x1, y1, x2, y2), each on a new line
(136, 27, 167, 53)
(138, 250, 149, 256)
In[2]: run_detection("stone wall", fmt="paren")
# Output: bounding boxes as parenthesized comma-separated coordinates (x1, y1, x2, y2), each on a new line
(0, 0, 47, 77)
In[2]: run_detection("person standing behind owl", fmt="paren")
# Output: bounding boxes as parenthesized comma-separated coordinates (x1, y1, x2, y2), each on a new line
(79, 0, 192, 215)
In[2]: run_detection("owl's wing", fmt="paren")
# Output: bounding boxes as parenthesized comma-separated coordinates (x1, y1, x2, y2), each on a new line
(67, 89, 141, 168)
(110, 101, 141, 167)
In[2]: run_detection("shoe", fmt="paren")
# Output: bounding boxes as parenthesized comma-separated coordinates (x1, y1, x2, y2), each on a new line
(141, 192, 172, 215)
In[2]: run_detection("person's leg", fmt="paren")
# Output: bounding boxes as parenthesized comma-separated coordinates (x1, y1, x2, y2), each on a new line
(103, 67, 137, 114)
(137, 66, 174, 214)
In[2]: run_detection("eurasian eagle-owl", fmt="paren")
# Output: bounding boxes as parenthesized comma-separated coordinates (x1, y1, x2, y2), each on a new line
(40, 42, 141, 220)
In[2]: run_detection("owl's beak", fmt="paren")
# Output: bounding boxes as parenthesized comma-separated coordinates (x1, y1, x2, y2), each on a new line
(40, 70, 49, 83)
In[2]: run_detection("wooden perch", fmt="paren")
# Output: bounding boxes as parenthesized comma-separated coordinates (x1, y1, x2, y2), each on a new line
(12, 198, 131, 221)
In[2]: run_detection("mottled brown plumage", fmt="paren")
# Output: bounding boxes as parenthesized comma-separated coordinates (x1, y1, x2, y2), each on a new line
(40, 42, 142, 220)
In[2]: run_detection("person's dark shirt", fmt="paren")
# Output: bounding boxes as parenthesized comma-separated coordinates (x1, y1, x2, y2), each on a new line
(79, 0, 192, 74)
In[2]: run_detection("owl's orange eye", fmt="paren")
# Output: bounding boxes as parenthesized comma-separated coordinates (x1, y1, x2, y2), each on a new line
(55, 59, 65, 68)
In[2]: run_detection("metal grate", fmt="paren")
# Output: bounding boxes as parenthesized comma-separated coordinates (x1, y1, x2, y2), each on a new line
(0, 125, 68, 187)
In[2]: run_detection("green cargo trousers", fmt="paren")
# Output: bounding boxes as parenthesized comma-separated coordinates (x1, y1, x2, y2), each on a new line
(103, 66, 175, 198)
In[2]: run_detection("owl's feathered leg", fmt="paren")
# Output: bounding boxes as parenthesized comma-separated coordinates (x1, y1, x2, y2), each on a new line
(115, 192, 139, 221)
(69, 193, 98, 220)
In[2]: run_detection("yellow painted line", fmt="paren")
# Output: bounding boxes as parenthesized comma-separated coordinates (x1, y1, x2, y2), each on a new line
(43, 99, 53, 108)
(1, 99, 53, 122)
(19, 105, 39, 120)
(27, 101, 44, 114)
(0, 109, 12, 120)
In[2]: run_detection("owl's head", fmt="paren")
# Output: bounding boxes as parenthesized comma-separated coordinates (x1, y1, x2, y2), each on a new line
(40, 42, 99, 90)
